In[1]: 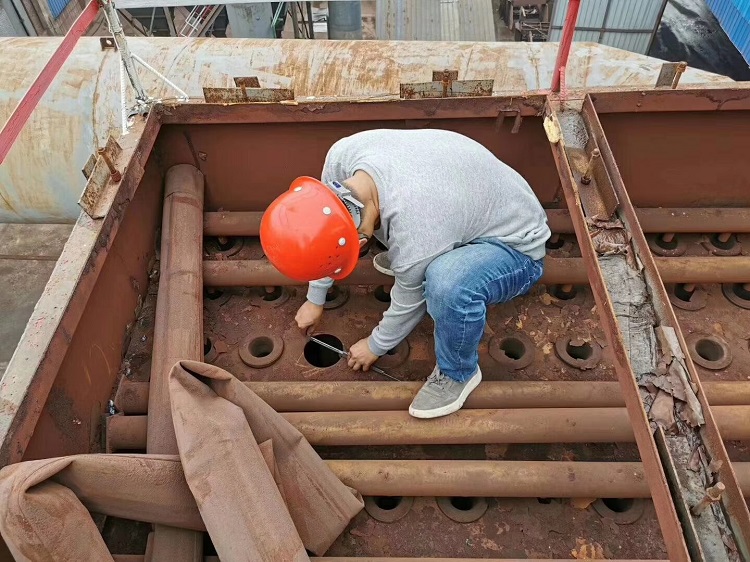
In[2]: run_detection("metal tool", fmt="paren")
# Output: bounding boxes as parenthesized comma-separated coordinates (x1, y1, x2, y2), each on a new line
(309, 336, 400, 381)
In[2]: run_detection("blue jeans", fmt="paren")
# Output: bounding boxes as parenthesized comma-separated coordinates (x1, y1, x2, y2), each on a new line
(424, 239, 544, 383)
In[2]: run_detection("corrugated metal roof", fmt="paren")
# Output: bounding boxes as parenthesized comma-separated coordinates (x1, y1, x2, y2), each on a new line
(706, 0, 750, 63)
(47, 0, 71, 18)
(376, 0, 495, 41)
(550, 0, 666, 54)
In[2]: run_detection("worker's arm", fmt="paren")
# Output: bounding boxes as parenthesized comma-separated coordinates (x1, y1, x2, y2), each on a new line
(368, 263, 427, 355)
(306, 277, 334, 306)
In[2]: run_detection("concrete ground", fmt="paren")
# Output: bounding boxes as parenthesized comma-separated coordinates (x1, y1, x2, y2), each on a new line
(0, 223, 73, 377)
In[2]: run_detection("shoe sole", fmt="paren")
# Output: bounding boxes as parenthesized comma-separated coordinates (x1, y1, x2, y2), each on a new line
(408, 371, 482, 419)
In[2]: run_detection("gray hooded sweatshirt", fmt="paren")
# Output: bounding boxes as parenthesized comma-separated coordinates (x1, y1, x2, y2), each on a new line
(307, 129, 550, 356)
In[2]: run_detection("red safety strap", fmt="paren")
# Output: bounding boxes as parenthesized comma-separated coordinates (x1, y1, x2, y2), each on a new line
(550, 0, 581, 94)
(0, 0, 99, 164)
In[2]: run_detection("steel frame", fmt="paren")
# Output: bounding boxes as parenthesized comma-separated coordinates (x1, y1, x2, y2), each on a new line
(2, 86, 750, 560)
(546, 93, 750, 560)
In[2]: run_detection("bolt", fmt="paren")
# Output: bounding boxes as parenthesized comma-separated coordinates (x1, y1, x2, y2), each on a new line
(264, 286, 276, 295)
(717, 232, 732, 244)
(682, 283, 696, 294)
(691, 482, 725, 516)
(97, 149, 122, 182)
(549, 233, 560, 244)
(217, 236, 229, 246)
(580, 149, 600, 185)
(660, 233, 676, 244)
(561, 284, 574, 294)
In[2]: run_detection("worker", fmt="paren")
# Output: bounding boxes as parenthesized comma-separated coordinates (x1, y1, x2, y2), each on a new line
(260, 129, 550, 419)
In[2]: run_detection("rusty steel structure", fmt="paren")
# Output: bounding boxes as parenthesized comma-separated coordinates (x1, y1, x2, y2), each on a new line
(2, 30, 750, 556)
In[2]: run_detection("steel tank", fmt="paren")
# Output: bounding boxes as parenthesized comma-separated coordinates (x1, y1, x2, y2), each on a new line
(0, 36, 730, 223)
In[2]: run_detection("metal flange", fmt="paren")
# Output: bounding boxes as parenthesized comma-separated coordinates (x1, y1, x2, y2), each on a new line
(239, 335, 284, 368)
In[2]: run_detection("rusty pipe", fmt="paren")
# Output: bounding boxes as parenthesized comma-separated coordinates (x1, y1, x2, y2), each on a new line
(106, 406, 750, 450)
(112, 554, 669, 562)
(203, 208, 750, 237)
(148, 164, 205, 454)
(114, 379, 750, 415)
(203, 256, 750, 287)
(148, 164, 205, 560)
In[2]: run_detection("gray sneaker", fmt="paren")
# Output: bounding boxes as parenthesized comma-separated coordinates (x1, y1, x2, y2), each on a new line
(408, 365, 482, 419)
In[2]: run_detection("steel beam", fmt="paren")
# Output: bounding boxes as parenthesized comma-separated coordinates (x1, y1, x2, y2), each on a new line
(579, 95, 750, 560)
(203, 256, 750, 287)
(105, 406, 750, 450)
(203, 208, 750, 237)
(548, 97, 750, 560)
(547, 103, 690, 560)
(114, 379, 750, 415)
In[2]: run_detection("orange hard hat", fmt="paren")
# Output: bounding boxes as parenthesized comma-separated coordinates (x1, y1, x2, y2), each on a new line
(260, 177, 360, 282)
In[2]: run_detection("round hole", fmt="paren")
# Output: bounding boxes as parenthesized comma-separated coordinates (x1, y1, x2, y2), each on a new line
(655, 235, 679, 250)
(239, 334, 284, 368)
(500, 337, 525, 360)
(566, 340, 593, 361)
(550, 285, 578, 300)
(687, 333, 732, 370)
(710, 233, 737, 251)
(304, 334, 343, 368)
(723, 283, 750, 310)
(373, 496, 402, 510)
(263, 287, 283, 302)
(593, 498, 645, 524)
(674, 284, 695, 302)
(436, 496, 488, 523)
(669, 284, 707, 311)
(489, 334, 535, 369)
(733, 284, 750, 301)
(374, 285, 391, 303)
(695, 338, 724, 362)
(555, 337, 602, 370)
(602, 498, 634, 513)
(249, 336, 274, 358)
(205, 288, 224, 301)
(449, 497, 476, 511)
(216, 236, 235, 252)
(364, 495, 414, 523)
(546, 235, 565, 250)
(203, 336, 218, 364)
(326, 286, 340, 302)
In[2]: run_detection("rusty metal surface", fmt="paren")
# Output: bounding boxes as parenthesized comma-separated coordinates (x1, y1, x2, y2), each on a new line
(113, 379, 750, 415)
(546, 103, 691, 561)
(78, 136, 123, 219)
(202, 87, 295, 104)
(655, 62, 688, 89)
(202, 256, 750, 287)
(582, 95, 750, 560)
(0, 115, 160, 466)
(9, 91, 750, 558)
(2, 38, 732, 223)
(106, 406, 750, 450)
(147, 164, 205, 561)
(399, 79, 494, 99)
(205, 208, 750, 237)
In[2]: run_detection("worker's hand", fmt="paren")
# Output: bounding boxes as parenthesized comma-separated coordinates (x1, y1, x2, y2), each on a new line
(296, 301, 324, 336)
(348, 338, 379, 372)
